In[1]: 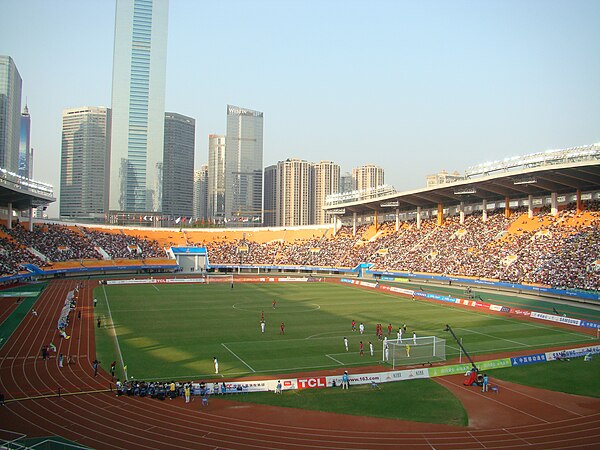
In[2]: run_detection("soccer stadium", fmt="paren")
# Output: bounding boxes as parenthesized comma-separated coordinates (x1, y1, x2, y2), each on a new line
(0, 144, 599, 449)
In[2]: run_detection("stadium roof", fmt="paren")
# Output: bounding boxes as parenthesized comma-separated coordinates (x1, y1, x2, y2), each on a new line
(0, 170, 55, 210)
(324, 159, 600, 216)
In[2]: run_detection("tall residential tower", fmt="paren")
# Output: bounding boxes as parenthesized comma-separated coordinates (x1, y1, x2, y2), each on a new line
(276, 158, 311, 227)
(312, 160, 340, 224)
(352, 164, 384, 191)
(109, 0, 169, 213)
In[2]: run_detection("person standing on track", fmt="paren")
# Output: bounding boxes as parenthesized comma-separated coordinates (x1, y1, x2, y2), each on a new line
(482, 374, 489, 392)
(341, 371, 349, 389)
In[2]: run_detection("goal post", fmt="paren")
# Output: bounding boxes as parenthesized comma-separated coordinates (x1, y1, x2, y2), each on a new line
(383, 336, 446, 369)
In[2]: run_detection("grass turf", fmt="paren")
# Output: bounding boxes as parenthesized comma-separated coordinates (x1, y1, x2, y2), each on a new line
(488, 357, 600, 397)
(94, 281, 598, 381)
(228, 377, 468, 425)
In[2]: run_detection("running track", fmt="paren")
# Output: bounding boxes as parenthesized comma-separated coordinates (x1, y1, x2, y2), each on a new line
(1, 279, 599, 449)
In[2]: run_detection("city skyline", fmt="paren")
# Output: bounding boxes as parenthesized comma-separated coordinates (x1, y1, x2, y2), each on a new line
(1, 0, 599, 218)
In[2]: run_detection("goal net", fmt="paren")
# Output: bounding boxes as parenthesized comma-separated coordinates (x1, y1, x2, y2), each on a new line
(383, 336, 446, 369)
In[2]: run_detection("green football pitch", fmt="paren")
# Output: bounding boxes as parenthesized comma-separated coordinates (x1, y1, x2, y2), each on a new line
(94, 281, 598, 381)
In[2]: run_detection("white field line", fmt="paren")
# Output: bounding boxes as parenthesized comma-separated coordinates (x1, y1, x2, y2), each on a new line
(380, 288, 596, 339)
(325, 354, 344, 365)
(146, 360, 374, 380)
(102, 284, 127, 378)
(456, 327, 529, 346)
(445, 338, 594, 357)
(151, 284, 160, 292)
(221, 343, 256, 372)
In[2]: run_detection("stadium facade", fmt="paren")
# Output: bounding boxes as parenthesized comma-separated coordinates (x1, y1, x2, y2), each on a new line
(109, 0, 169, 214)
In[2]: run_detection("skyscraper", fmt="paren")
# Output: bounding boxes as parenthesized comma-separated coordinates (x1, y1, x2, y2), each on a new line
(60, 107, 112, 220)
(311, 160, 340, 225)
(225, 105, 263, 222)
(109, 0, 168, 213)
(207, 134, 226, 222)
(352, 164, 385, 191)
(19, 103, 32, 178)
(193, 165, 208, 222)
(276, 158, 311, 227)
(263, 165, 278, 227)
(162, 112, 195, 218)
(0, 55, 22, 173)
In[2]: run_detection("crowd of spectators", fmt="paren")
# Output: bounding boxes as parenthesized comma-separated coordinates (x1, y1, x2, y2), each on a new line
(0, 224, 165, 276)
(81, 228, 164, 259)
(0, 235, 47, 275)
(203, 203, 600, 291)
(1, 201, 598, 290)
(2, 224, 100, 263)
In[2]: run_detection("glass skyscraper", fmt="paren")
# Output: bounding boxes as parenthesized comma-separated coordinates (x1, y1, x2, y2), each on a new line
(224, 105, 264, 222)
(207, 134, 226, 222)
(109, 0, 168, 213)
(0, 55, 22, 173)
(162, 112, 195, 218)
(60, 107, 112, 220)
(19, 104, 32, 178)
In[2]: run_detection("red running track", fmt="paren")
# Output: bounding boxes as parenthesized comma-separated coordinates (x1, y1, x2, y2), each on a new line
(1, 279, 599, 449)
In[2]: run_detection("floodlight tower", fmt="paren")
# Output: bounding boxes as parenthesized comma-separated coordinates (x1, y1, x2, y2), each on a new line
(444, 324, 479, 372)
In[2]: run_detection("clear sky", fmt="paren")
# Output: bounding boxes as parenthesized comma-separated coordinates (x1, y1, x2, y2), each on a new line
(1, 0, 599, 218)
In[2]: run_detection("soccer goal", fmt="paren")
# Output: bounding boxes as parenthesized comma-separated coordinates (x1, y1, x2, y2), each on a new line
(383, 336, 446, 369)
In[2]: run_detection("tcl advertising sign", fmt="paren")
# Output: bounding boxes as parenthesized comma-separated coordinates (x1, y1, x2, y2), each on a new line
(297, 377, 328, 389)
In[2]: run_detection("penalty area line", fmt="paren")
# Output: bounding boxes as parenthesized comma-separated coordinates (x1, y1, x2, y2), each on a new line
(325, 354, 344, 365)
(221, 343, 256, 372)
